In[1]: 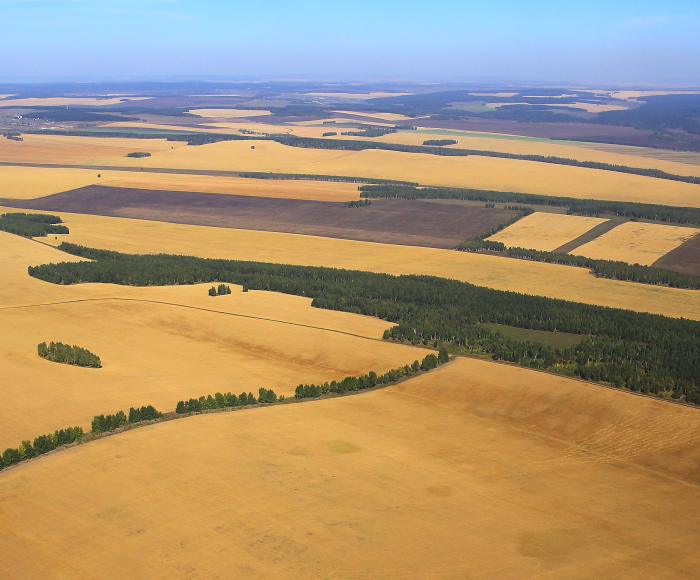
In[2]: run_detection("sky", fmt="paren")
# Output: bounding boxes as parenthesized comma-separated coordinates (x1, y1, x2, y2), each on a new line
(1, 0, 699, 85)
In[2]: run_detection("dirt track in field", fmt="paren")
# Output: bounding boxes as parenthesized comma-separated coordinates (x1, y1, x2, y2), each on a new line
(11, 185, 516, 248)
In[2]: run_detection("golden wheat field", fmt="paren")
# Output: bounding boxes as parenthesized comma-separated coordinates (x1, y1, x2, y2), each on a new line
(188, 108, 272, 118)
(487, 212, 606, 251)
(0, 232, 422, 449)
(96, 139, 700, 207)
(17, 209, 700, 321)
(573, 222, 699, 265)
(377, 130, 700, 177)
(333, 110, 420, 121)
(2, 357, 699, 580)
(0, 133, 183, 165)
(97, 174, 362, 201)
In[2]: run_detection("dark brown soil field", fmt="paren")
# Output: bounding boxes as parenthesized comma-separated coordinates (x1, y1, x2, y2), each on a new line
(11, 185, 517, 248)
(652, 232, 700, 275)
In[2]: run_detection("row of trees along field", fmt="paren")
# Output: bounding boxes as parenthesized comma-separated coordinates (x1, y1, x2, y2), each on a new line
(455, 241, 700, 289)
(1, 426, 83, 470)
(176, 388, 278, 413)
(38, 341, 102, 367)
(0, 212, 69, 237)
(91, 405, 162, 434)
(29, 243, 700, 404)
(295, 351, 448, 399)
(359, 185, 700, 225)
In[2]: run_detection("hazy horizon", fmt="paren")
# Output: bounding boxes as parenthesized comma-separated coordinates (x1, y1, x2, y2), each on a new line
(1, 0, 699, 85)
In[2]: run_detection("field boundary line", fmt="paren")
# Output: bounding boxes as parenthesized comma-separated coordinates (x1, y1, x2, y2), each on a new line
(0, 297, 385, 342)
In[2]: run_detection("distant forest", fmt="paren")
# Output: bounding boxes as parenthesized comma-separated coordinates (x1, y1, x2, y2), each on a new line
(28, 243, 700, 405)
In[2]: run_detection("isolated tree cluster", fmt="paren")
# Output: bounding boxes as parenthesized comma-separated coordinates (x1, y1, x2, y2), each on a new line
(38, 341, 102, 368)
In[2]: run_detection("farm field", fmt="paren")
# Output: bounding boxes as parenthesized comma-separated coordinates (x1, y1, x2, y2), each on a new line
(13, 187, 515, 249)
(653, 234, 700, 276)
(0, 133, 184, 165)
(573, 222, 699, 266)
(0, 232, 421, 449)
(2, 357, 699, 579)
(333, 110, 420, 121)
(97, 139, 700, 207)
(487, 212, 606, 251)
(189, 108, 272, 118)
(16, 209, 700, 320)
(376, 130, 700, 177)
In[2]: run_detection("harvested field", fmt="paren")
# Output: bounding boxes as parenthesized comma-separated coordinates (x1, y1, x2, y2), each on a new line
(11, 185, 515, 249)
(99, 140, 700, 208)
(377, 130, 700, 177)
(14, 210, 700, 320)
(573, 222, 699, 266)
(189, 108, 272, 118)
(0, 232, 420, 448)
(2, 358, 700, 579)
(0, 133, 183, 165)
(653, 234, 700, 276)
(487, 212, 606, 252)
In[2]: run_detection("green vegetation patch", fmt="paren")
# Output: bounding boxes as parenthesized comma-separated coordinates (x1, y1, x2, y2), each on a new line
(0, 426, 83, 470)
(422, 139, 458, 146)
(38, 341, 102, 368)
(0, 212, 68, 238)
(28, 243, 700, 404)
(126, 151, 151, 158)
(481, 323, 586, 349)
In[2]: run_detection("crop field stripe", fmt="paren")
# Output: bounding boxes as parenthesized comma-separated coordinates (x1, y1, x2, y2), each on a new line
(0, 297, 383, 343)
(551, 219, 625, 253)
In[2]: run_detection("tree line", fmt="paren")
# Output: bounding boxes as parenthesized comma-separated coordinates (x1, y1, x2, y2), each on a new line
(237, 172, 417, 186)
(176, 388, 279, 413)
(1, 426, 83, 471)
(28, 243, 700, 405)
(209, 283, 231, 296)
(38, 341, 102, 367)
(295, 350, 448, 399)
(423, 139, 458, 146)
(358, 185, 700, 225)
(0, 212, 69, 238)
(91, 405, 162, 434)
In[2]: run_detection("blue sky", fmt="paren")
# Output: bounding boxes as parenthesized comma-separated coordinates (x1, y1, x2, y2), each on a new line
(1, 0, 699, 84)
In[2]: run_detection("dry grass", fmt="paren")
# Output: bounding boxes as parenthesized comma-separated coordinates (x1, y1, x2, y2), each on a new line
(97, 139, 700, 207)
(2, 357, 700, 579)
(0, 97, 152, 106)
(189, 109, 272, 118)
(15, 209, 700, 321)
(0, 232, 421, 448)
(488, 212, 606, 251)
(573, 222, 699, 265)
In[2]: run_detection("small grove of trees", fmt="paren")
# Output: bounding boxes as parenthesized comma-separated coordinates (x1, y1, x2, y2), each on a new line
(1, 426, 83, 471)
(423, 139, 458, 146)
(0, 212, 69, 238)
(209, 284, 232, 296)
(322, 131, 337, 136)
(126, 152, 151, 158)
(295, 350, 449, 399)
(346, 199, 372, 208)
(38, 341, 101, 368)
(91, 405, 162, 434)
(176, 388, 280, 413)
